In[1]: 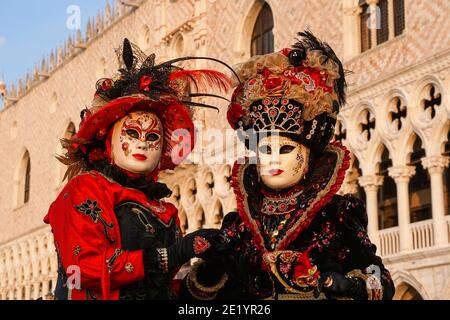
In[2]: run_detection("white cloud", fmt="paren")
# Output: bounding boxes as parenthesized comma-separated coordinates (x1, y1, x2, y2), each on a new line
(0, 36, 6, 47)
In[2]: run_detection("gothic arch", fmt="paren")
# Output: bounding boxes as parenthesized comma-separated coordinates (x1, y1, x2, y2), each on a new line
(411, 76, 448, 157)
(377, 89, 414, 165)
(391, 270, 430, 300)
(171, 33, 184, 57)
(138, 24, 152, 52)
(231, 0, 267, 61)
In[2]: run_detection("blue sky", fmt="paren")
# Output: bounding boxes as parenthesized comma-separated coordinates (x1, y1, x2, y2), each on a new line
(0, 0, 108, 86)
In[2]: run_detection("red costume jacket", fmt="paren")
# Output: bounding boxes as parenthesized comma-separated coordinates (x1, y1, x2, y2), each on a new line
(44, 170, 179, 300)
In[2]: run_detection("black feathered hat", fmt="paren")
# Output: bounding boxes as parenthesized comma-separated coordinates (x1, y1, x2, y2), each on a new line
(227, 31, 347, 154)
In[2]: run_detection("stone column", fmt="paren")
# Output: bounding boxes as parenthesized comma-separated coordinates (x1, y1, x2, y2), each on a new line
(388, 0, 395, 39)
(358, 175, 384, 247)
(422, 156, 449, 246)
(388, 166, 416, 252)
(343, 3, 362, 60)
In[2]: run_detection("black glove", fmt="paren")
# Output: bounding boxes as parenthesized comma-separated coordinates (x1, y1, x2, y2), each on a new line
(143, 229, 225, 273)
(315, 271, 367, 300)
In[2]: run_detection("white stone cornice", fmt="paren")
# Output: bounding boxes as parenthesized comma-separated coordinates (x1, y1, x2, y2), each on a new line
(421, 156, 449, 174)
(388, 165, 416, 183)
(358, 174, 384, 191)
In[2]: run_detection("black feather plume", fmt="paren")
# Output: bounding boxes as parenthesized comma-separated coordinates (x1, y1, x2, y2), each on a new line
(122, 38, 134, 71)
(293, 30, 347, 106)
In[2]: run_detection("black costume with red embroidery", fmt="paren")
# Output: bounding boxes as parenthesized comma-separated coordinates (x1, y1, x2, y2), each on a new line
(181, 144, 395, 300)
(180, 31, 395, 300)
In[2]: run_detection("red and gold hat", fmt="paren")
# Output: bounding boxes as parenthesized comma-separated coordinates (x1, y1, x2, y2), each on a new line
(227, 31, 347, 154)
(60, 39, 233, 180)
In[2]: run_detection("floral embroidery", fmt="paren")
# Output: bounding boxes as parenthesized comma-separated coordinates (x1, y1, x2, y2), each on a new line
(193, 236, 211, 255)
(263, 250, 320, 292)
(106, 249, 123, 273)
(73, 246, 81, 256)
(75, 199, 115, 243)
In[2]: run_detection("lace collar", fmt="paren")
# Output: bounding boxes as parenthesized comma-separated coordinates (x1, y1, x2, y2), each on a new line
(232, 142, 350, 252)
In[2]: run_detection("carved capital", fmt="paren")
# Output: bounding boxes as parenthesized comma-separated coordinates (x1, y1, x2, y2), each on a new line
(421, 156, 449, 174)
(358, 175, 384, 192)
(388, 166, 416, 183)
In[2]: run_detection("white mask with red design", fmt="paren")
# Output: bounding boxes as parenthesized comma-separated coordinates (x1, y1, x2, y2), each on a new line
(257, 135, 310, 191)
(111, 111, 163, 174)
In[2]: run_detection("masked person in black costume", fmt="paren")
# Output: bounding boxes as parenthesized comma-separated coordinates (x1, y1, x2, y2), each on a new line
(181, 31, 395, 300)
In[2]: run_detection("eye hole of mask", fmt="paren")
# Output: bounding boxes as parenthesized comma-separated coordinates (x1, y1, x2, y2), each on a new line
(146, 133, 160, 142)
(126, 129, 139, 139)
(258, 145, 272, 155)
(280, 145, 296, 154)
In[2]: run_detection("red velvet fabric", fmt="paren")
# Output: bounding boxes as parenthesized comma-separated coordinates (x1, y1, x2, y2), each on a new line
(44, 171, 179, 300)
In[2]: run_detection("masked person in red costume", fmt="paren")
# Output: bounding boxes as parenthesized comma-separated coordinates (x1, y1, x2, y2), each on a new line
(181, 31, 395, 300)
(44, 39, 233, 300)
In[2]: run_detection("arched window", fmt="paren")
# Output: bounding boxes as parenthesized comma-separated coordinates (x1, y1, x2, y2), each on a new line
(251, 3, 274, 56)
(376, 0, 389, 45)
(409, 136, 432, 223)
(24, 156, 31, 204)
(359, 1, 372, 53)
(173, 33, 184, 57)
(378, 146, 398, 229)
(395, 282, 423, 300)
(393, 0, 405, 36)
(359, 0, 405, 53)
(15, 150, 31, 207)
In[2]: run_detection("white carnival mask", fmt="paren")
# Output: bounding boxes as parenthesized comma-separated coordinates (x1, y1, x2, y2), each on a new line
(111, 111, 163, 174)
(257, 135, 310, 191)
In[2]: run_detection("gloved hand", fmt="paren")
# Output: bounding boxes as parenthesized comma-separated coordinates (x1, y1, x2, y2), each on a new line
(143, 229, 228, 273)
(315, 271, 367, 300)
(168, 229, 226, 267)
